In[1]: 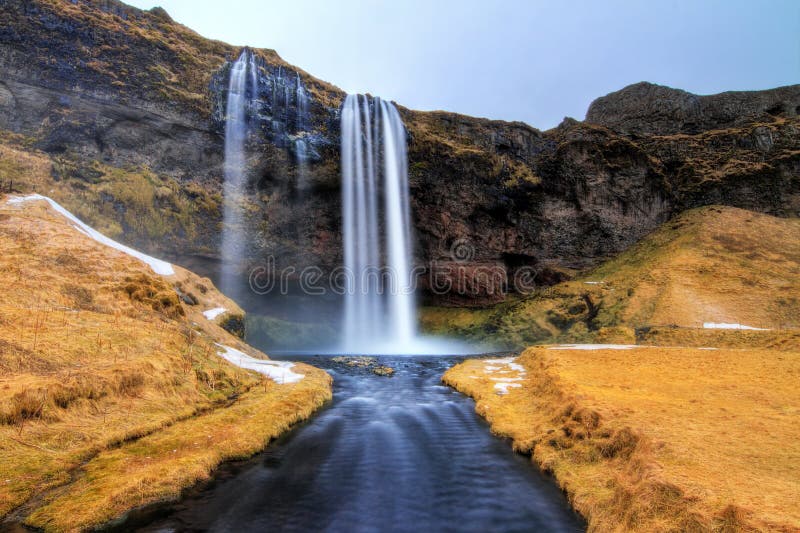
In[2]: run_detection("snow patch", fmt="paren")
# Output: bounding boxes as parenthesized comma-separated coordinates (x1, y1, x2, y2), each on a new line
(216, 344, 304, 383)
(494, 382, 522, 395)
(6, 194, 174, 275)
(584, 281, 604, 285)
(483, 357, 526, 374)
(203, 307, 226, 320)
(481, 357, 527, 395)
(483, 357, 514, 364)
(702, 322, 769, 331)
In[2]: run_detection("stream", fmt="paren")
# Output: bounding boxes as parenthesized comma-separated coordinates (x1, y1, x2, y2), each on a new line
(135, 355, 585, 532)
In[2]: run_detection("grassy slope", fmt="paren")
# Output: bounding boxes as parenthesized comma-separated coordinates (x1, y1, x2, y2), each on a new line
(0, 132, 224, 256)
(422, 205, 800, 349)
(444, 347, 800, 532)
(23, 0, 344, 113)
(0, 195, 332, 531)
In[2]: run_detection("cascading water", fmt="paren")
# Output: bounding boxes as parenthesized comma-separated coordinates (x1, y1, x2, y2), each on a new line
(341, 94, 417, 353)
(220, 50, 257, 298)
(293, 72, 310, 190)
(295, 73, 308, 131)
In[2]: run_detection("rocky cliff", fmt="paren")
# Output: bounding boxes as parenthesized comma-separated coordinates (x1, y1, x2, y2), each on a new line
(1, 0, 798, 313)
(586, 81, 800, 135)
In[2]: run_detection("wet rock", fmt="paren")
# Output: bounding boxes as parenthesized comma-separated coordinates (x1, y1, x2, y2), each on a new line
(330, 356, 395, 377)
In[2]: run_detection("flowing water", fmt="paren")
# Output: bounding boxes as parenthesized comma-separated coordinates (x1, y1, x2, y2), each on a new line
(134, 356, 585, 532)
(341, 96, 417, 353)
(295, 73, 309, 131)
(220, 50, 256, 299)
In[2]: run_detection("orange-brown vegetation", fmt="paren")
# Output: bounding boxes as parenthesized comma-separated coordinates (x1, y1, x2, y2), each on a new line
(0, 195, 332, 531)
(444, 346, 800, 532)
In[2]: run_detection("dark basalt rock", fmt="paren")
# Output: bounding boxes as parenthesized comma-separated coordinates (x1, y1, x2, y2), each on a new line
(586, 81, 800, 136)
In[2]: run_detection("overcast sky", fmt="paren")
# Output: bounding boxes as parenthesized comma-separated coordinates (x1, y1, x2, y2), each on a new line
(125, 0, 800, 130)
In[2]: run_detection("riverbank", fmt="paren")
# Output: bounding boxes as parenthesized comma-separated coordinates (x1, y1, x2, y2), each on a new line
(0, 195, 332, 531)
(443, 345, 800, 532)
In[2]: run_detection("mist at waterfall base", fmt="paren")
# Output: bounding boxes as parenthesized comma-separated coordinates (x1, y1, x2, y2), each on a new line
(216, 53, 478, 355)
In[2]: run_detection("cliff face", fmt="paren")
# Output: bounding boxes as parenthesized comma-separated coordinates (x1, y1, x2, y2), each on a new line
(1, 0, 798, 309)
(586, 81, 800, 135)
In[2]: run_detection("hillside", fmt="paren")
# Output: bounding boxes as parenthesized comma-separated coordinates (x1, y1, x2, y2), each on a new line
(0, 0, 798, 320)
(444, 346, 800, 531)
(421, 205, 800, 349)
(0, 194, 332, 531)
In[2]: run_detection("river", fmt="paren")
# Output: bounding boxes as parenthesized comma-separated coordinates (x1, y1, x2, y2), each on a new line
(134, 355, 585, 532)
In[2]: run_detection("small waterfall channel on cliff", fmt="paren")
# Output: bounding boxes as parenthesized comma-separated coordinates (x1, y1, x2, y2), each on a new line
(220, 49, 257, 298)
(341, 95, 425, 354)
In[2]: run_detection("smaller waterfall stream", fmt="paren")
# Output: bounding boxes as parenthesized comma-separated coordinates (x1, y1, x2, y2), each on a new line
(293, 73, 310, 191)
(220, 50, 256, 298)
(295, 73, 308, 131)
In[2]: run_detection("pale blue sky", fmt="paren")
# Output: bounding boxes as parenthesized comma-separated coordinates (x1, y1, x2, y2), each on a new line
(125, 0, 799, 129)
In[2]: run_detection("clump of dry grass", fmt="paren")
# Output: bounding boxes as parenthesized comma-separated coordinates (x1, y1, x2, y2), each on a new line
(121, 273, 185, 319)
(444, 346, 800, 532)
(0, 388, 50, 426)
(0, 195, 332, 530)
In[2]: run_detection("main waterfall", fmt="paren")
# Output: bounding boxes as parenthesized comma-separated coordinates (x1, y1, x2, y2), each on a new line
(341, 95, 417, 353)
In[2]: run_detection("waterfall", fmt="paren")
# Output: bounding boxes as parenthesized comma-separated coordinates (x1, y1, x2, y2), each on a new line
(220, 50, 257, 298)
(294, 72, 310, 190)
(341, 94, 417, 353)
(294, 138, 308, 190)
(296, 73, 308, 131)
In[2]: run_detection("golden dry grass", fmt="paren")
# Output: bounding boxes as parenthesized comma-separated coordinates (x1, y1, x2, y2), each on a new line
(587, 206, 800, 330)
(0, 195, 332, 531)
(444, 347, 800, 532)
(639, 327, 800, 352)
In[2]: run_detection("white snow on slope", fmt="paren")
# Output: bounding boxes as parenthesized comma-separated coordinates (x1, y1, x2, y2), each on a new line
(483, 357, 525, 372)
(6, 194, 175, 275)
(216, 344, 304, 383)
(203, 307, 227, 320)
(494, 382, 522, 394)
(703, 322, 769, 331)
(481, 357, 527, 395)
